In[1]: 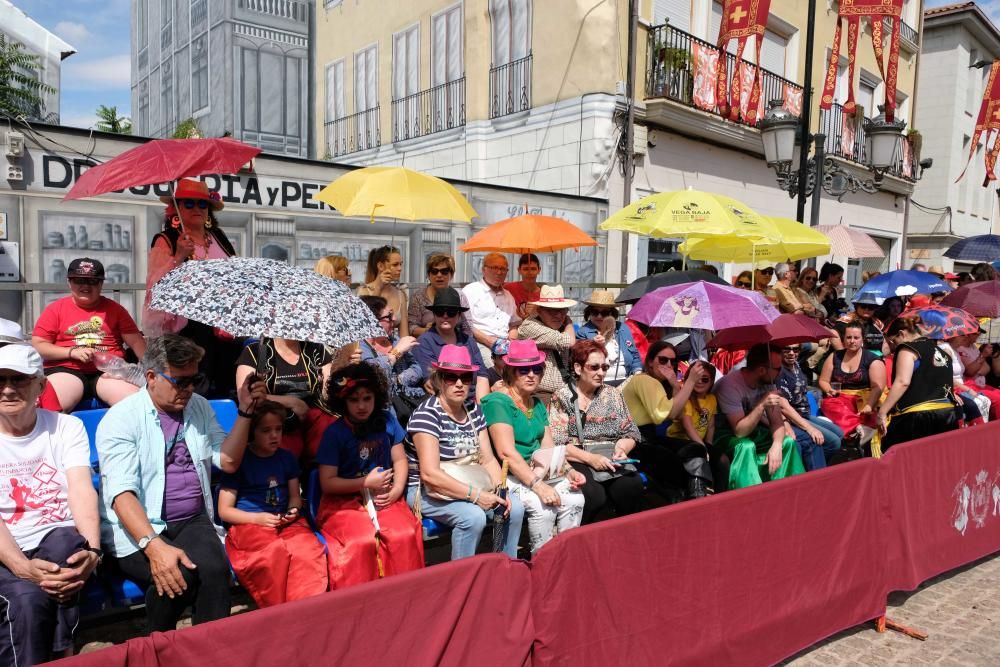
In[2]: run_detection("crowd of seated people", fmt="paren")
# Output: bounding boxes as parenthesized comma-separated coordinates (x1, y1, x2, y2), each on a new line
(9, 246, 1000, 662)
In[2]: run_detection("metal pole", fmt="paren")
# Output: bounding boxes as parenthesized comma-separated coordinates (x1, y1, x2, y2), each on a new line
(621, 0, 639, 282)
(899, 194, 911, 270)
(810, 133, 825, 226)
(797, 0, 818, 223)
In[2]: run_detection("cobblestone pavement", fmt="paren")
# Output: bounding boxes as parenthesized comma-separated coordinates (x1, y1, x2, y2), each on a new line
(785, 553, 1000, 666)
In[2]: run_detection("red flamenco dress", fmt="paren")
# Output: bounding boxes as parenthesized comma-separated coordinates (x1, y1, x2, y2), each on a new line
(315, 415, 424, 590)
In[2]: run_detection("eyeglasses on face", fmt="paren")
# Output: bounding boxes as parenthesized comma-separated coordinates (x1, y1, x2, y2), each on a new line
(0, 373, 35, 388)
(760, 268, 775, 275)
(592, 310, 614, 318)
(655, 355, 677, 367)
(377, 312, 394, 322)
(441, 371, 474, 385)
(584, 362, 610, 372)
(70, 278, 102, 286)
(158, 371, 206, 390)
(432, 308, 461, 318)
(515, 364, 545, 376)
(737, 281, 752, 288)
(179, 198, 210, 210)
(428, 267, 453, 276)
(781, 347, 800, 353)
(801, 276, 816, 282)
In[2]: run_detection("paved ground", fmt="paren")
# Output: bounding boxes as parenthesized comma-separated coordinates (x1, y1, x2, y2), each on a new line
(784, 553, 1000, 666)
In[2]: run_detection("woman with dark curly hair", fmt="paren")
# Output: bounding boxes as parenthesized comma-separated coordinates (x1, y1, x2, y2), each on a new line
(143, 178, 241, 397)
(314, 363, 423, 589)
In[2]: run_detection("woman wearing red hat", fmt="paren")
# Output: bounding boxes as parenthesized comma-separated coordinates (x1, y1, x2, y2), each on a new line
(143, 178, 241, 397)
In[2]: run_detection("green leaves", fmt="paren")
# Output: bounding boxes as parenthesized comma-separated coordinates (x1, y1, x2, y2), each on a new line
(0, 34, 56, 120)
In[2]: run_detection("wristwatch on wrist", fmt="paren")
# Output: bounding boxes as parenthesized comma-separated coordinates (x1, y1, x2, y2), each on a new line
(138, 533, 160, 551)
(84, 546, 104, 564)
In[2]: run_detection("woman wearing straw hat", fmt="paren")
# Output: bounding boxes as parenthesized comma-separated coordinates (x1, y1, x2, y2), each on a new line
(482, 339, 585, 554)
(575, 289, 642, 387)
(405, 345, 523, 560)
(515, 285, 578, 405)
(144, 178, 241, 397)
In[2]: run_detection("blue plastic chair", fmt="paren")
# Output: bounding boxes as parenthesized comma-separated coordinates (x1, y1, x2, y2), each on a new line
(209, 399, 239, 433)
(806, 391, 821, 418)
(72, 408, 108, 489)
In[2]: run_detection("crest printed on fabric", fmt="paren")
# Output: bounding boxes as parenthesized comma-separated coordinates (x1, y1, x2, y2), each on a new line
(957, 61, 1000, 185)
(819, 0, 904, 124)
(715, 0, 773, 123)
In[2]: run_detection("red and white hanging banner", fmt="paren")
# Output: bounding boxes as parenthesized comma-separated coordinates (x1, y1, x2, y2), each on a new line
(957, 61, 1000, 185)
(715, 0, 772, 123)
(820, 0, 904, 122)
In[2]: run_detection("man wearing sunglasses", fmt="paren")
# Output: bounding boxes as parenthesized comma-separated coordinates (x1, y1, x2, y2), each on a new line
(0, 344, 102, 664)
(413, 288, 490, 402)
(97, 335, 266, 633)
(462, 253, 521, 369)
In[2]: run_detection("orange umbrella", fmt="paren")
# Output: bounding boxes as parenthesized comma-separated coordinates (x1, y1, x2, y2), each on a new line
(459, 214, 598, 253)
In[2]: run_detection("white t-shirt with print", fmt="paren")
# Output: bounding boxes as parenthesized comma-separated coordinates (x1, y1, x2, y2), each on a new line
(0, 410, 90, 550)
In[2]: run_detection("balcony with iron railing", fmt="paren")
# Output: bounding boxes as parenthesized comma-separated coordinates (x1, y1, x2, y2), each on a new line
(324, 106, 381, 158)
(884, 17, 920, 50)
(490, 54, 533, 119)
(391, 78, 466, 143)
(819, 102, 916, 181)
(646, 22, 803, 129)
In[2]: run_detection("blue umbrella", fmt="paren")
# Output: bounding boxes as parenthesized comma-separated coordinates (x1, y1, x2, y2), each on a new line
(944, 234, 1000, 262)
(852, 270, 953, 305)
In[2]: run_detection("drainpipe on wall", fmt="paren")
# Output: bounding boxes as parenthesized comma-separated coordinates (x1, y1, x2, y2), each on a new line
(306, 2, 316, 159)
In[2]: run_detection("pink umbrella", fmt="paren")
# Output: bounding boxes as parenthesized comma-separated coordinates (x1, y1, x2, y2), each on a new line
(816, 224, 885, 258)
(707, 314, 835, 350)
(628, 281, 780, 330)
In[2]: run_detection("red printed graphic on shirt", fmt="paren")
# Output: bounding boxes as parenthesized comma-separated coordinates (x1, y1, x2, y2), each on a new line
(1, 460, 67, 528)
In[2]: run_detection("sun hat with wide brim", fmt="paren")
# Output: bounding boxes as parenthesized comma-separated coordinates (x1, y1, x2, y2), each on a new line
(159, 178, 224, 211)
(529, 284, 577, 309)
(503, 339, 546, 367)
(583, 289, 617, 307)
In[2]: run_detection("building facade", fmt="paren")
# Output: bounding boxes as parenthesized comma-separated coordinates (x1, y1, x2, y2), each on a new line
(0, 0, 76, 122)
(130, 0, 311, 157)
(0, 122, 607, 329)
(908, 1, 1000, 274)
(314, 0, 925, 286)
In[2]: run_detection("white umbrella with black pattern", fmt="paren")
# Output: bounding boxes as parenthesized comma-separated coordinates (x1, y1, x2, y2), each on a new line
(149, 257, 382, 348)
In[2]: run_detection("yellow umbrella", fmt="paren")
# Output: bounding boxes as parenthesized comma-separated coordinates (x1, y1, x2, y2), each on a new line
(678, 217, 831, 264)
(599, 189, 780, 241)
(316, 166, 478, 223)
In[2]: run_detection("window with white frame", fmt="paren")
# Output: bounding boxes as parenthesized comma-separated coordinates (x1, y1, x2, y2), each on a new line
(190, 0, 209, 113)
(355, 45, 378, 146)
(710, 1, 786, 75)
(858, 73, 878, 118)
(653, 0, 690, 32)
(393, 26, 420, 100)
(490, 0, 531, 66)
(161, 59, 173, 135)
(137, 0, 149, 51)
(325, 60, 346, 156)
(432, 5, 463, 86)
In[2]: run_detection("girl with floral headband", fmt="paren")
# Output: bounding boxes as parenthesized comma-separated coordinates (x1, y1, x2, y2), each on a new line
(314, 363, 423, 589)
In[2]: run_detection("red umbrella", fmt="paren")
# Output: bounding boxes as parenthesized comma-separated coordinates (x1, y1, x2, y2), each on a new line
(63, 137, 261, 201)
(939, 281, 1000, 317)
(708, 313, 835, 350)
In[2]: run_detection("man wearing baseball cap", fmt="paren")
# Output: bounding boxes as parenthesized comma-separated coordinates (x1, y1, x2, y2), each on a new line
(0, 344, 100, 664)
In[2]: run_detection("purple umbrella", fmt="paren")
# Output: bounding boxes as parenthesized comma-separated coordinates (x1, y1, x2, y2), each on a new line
(629, 281, 780, 330)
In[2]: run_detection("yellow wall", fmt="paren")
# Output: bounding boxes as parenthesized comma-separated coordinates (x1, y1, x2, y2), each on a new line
(313, 0, 628, 156)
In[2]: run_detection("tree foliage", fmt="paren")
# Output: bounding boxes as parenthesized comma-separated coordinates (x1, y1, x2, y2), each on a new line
(172, 117, 201, 139)
(95, 105, 132, 134)
(0, 34, 55, 120)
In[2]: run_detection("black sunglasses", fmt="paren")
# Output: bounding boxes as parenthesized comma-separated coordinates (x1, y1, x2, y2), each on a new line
(378, 311, 394, 322)
(428, 267, 453, 276)
(179, 198, 210, 209)
(515, 364, 545, 376)
(441, 371, 474, 385)
(656, 355, 678, 367)
(158, 371, 206, 390)
(0, 373, 35, 388)
(433, 308, 461, 318)
(592, 309, 614, 318)
(737, 281, 752, 287)
(70, 277, 102, 286)
(584, 362, 610, 371)
(760, 268, 774, 275)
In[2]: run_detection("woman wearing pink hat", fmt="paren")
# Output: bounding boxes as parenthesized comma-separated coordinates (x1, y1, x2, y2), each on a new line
(144, 178, 241, 398)
(481, 339, 585, 553)
(404, 345, 524, 560)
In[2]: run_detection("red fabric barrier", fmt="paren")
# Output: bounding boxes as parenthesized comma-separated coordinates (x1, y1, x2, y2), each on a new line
(530, 459, 889, 667)
(882, 421, 1000, 593)
(49, 554, 533, 667)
